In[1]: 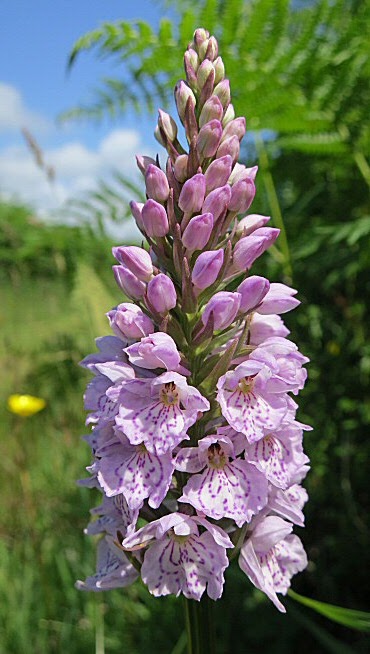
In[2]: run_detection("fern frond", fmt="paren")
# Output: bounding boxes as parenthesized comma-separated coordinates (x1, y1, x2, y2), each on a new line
(277, 132, 348, 154)
(62, 0, 369, 164)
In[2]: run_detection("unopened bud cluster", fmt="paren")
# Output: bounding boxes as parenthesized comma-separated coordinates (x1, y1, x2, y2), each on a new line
(78, 29, 310, 611)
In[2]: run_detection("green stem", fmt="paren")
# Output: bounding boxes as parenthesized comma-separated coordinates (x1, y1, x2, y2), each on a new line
(94, 594, 105, 654)
(254, 133, 293, 282)
(183, 596, 216, 654)
(338, 124, 370, 187)
(353, 150, 370, 187)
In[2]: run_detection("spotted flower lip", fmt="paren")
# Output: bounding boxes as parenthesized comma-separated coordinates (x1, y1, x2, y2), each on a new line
(76, 536, 139, 592)
(176, 435, 268, 526)
(115, 371, 210, 455)
(239, 515, 307, 612)
(96, 432, 175, 509)
(85, 494, 139, 538)
(120, 513, 232, 601)
(267, 483, 309, 527)
(84, 366, 134, 425)
(244, 422, 310, 490)
(216, 360, 288, 443)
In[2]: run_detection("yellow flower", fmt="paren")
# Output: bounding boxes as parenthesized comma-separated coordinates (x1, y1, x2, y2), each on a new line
(7, 394, 46, 417)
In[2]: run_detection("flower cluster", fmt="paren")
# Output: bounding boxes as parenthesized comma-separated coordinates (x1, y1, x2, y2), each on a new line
(77, 28, 310, 612)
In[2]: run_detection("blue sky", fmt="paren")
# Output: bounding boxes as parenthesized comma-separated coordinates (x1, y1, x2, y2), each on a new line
(0, 1, 176, 218)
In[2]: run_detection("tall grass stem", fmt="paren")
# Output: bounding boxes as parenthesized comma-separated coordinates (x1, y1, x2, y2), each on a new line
(183, 596, 216, 654)
(254, 134, 293, 282)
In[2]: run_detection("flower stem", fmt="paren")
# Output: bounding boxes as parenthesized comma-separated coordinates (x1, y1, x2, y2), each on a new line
(183, 596, 216, 654)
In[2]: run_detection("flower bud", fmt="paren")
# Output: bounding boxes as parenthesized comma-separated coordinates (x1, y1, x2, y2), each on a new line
(185, 48, 199, 72)
(107, 303, 154, 340)
(213, 79, 230, 108)
(184, 50, 198, 89)
(147, 274, 177, 314)
(213, 56, 225, 85)
(178, 173, 206, 213)
(232, 228, 280, 271)
(245, 166, 258, 180)
(237, 276, 270, 313)
(206, 36, 218, 61)
(249, 313, 290, 345)
(112, 245, 153, 282)
(129, 201, 144, 230)
(197, 60, 215, 89)
(193, 28, 209, 53)
(229, 163, 258, 184)
(158, 109, 178, 142)
(198, 38, 210, 61)
(204, 155, 233, 193)
(136, 155, 157, 175)
(175, 81, 196, 123)
(216, 135, 240, 163)
(174, 154, 189, 182)
(236, 214, 270, 236)
(199, 96, 224, 128)
(154, 124, 165, 146)
(192, 249, 224, 290)
(112, 265, 146, 299)
(196, 120, 223, 159)
(202, 184, 232, 221)
(256, 283, 300, 315)
(228, 178, 256, 213)
(141, 199, 169, 238)
(202, 291, 241, 330)
(182, 212, 213, 252)
(221, 117, 246, 142)
(145, 164, 170, 202)
(222, 103, 235, 126)
(125, 332, 181, 371)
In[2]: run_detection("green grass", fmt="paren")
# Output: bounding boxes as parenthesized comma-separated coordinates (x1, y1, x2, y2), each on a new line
(0, 268, 184, 654)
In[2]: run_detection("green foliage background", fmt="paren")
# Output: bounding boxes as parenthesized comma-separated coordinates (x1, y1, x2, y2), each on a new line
(1, 0, 369, 652)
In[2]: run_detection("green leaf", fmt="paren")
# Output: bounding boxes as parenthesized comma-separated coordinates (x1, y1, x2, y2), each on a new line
(289, 590, 370, 632)
(288, 603, 356, 654)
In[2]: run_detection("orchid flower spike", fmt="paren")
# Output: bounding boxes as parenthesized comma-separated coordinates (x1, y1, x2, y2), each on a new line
(78, 27, 310, 612)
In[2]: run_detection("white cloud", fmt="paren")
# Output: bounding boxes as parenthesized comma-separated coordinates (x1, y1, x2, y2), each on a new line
(100, 129, 141, 168)
(0, 127, 156, 240)
(0, 82, 50, 133)
(49, 143, 100, 178)
(0, 82, 161, 241)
